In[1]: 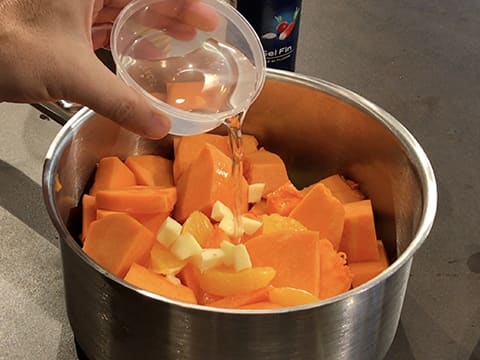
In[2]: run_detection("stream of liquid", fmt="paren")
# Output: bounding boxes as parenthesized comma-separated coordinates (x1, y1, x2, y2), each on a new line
(224, 112, 247, 244)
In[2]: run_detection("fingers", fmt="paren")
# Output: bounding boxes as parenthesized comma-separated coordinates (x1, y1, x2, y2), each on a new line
(126, 13, 197, 43)
(179, 1, 220, 32)
(118, 0, 219, 36)
(105, 0, 139, 8)
(92, 24, 112, 49)
(63, 49, 171, 139)
(94, 7, 122, 24)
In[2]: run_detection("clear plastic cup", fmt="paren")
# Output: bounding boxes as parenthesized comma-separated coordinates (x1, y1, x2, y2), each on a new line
(111, 0, 266, 135)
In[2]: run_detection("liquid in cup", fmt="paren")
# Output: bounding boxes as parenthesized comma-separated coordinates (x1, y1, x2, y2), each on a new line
(111, 0, 266, 136)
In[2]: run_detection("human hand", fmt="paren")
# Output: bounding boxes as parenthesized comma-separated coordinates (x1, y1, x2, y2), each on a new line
(0, 0, 219, 138)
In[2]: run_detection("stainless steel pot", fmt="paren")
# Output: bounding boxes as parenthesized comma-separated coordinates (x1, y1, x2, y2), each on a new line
(43, 69, 437, 360)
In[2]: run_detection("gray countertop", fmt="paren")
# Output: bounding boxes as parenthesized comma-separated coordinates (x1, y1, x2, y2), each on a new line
(1, 1, 479, 359)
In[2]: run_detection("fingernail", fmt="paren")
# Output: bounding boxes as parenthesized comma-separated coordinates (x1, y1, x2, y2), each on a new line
(147, 114, 171, 139)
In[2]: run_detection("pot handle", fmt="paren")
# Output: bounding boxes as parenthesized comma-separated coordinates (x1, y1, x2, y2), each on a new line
(32, 100, 84, 126)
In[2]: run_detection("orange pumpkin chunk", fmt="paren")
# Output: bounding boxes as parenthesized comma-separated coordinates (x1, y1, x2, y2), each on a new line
(318, 239, 353, 300)
(83, 213, 155, 278)
(243, 148, 289, 195)
(81, 194, 96, 243)
(246, 231, 321, 296)
(124, 263, 197, 304)
(125, 155, 174, 187)
(96, 209, 169, 235)
(265, 181, 304, 216)
(349, 241, 389, 287)
(89, 156, 136, 195)
(173, 134, 231, 183)
(174, 143, 247, 223)
(95, 186, 177, 214)
(319, 174, 365, 204)
(289, 183, 345, 250)
(339, 200, 379, 262)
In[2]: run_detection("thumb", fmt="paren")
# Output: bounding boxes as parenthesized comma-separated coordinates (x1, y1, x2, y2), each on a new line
(62, 50, 171, 139)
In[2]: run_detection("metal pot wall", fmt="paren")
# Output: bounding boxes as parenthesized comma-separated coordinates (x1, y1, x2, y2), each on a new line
(42, 69, 437, 360)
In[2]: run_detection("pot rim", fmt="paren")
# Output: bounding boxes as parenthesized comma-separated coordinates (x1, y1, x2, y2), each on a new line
(43, 68, 437, 314)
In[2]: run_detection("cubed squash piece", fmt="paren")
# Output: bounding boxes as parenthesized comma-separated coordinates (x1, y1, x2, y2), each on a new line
(173, 134, 231, 183)
(83, 213, 155, 278)
(174, 143, 248, 223)
(173, 134, 258, 184)
(89, 156, 136, 195)
(339, 200, 379, 262)
(243, 148, 289, 195)
(349, 240, 389, 287)
(125, 155, 174, 187)
(289, 183, 345, 250)
(95, 186, 177, 214)
(265, 181, 304, 216)
(246, 231, 321, 296)
(124, 263, 197, 304)
(319, 174, 365, 204)
(96, 209, 169, 235)
(81, 194, 97, 243)
(241, 134, 259, 155)
(261, 214, 306, 234)
(318, 239, 353, 300)
(132, 212, 170, 234)
(96, 209, 120, 219)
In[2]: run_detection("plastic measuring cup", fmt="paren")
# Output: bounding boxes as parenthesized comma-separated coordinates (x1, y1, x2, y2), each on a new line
(110, 0, 266, 135)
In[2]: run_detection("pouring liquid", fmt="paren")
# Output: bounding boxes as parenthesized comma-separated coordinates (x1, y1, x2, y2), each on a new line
(121, 33, 257, 240)
(224, 112, 247, 243)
